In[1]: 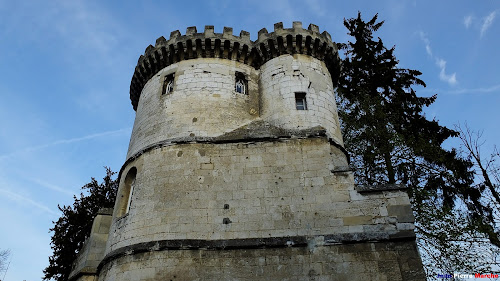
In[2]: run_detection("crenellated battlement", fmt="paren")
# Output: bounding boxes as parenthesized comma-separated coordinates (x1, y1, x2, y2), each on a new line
(129, 22, 341, 110)
(254, 21, 340, 84)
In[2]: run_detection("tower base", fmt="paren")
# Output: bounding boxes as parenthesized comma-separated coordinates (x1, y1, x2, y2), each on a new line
(97, 239, 424, 281)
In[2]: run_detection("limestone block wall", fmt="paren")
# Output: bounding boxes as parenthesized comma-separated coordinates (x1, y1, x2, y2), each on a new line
(98, 241, 424, 281)
(105, 138, 414, 254)
(127, 58, 259, 158)
(260, 54, 343, 146)
(69, 208, 113, 281)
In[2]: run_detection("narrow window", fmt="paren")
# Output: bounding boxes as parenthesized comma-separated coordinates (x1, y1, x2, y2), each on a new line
(125, 179, 135, 213)
(235, 72, 247, 95)
(295, 92, 307, 110)
(235, 79, 245, 94)
(117, 167, 137, 217)
(162, 73, 175, 95)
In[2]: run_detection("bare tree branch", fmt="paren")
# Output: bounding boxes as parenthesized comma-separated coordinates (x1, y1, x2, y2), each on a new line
(0, 249, 11, 273)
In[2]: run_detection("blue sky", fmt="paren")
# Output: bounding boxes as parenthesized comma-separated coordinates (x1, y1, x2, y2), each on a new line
(0, 0, 498, 280)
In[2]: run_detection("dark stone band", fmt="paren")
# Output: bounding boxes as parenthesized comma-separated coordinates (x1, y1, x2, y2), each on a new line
(97, 231, 416, 274)
(355, 184, 408, 193)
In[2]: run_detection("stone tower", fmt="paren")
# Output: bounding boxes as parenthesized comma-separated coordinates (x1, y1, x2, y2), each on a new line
(69, 22, 425, 281)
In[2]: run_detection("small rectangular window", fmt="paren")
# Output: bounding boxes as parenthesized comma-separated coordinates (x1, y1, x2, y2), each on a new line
(295, 92, 307, 110)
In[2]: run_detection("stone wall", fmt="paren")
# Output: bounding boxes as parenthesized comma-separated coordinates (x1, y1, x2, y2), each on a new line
(127, 54, 343, 160)
(98, 240, 424, 281)
(105, 138, 415, 256)
(260, 54, 343, 145)
(127, 58, 259, 158)
(69, 208, 113, 281)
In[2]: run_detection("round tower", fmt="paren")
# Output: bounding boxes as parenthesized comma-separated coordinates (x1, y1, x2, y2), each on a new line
(256, 22, 343, 146)
(126, 26, 262, 158)
(92, 22, 425, 281)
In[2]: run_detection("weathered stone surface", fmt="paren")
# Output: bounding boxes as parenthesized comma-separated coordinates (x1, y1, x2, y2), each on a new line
(97, 241, 424, 281)
(127, 58, 259, 158)
(388, 205, 416, 223)
(259, 54, 343, 146)
(111, 138, 358, 251)
(69, 209, 113, 281)
(72, 276, 97, 281)
(127, 54, 343, 159)
(343, 216, 374, 226)
(98, 137, 423, 280)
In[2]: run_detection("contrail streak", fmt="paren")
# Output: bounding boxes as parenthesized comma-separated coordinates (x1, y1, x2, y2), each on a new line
(0, 127, 131, 160)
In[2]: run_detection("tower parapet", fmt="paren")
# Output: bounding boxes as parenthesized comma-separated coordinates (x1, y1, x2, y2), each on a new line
(130, 22, 340, 111)
(130, 25, 255, 111)
(254, 21, 340, 84)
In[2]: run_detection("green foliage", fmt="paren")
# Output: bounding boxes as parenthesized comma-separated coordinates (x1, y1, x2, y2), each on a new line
(337, 12, 497, 277)
(337, 12, 472, 193)
(43, 167, 118, 281)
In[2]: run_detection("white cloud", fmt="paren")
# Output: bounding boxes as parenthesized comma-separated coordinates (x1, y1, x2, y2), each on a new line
(418, 31, 457, 86)
(436, 58, 457, 86)
(464, 15, 473, 29)
(481, 11, 497, 37)
(425, 44, 432, 57)
(418, 31, 432, 56)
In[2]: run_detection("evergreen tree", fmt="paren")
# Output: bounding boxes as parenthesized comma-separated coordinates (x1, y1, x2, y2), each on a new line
(337, 12, 497, 276)
(43, 167, 118, 281)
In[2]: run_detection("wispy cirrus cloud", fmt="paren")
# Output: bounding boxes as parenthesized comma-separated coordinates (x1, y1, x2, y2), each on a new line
(0, 188, 59, 216)
(436, 59, 457, 86)
(1, 0, 129, 72)
(463, 11, 497, 38)
(443, 84, 500, 95)
(0, 128, 130, 161)
(480, 11, 497, 37)
(464, 15, 473, 29)
(418, 31, 457, 86)
(422, 84, 500, 95)
(418, 31, 432, 56)
(30, 178, 75, 196)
